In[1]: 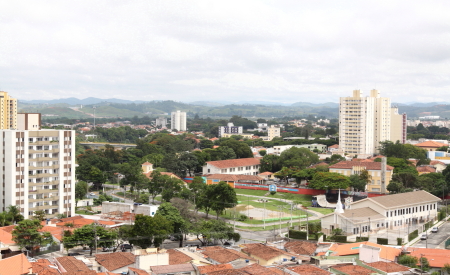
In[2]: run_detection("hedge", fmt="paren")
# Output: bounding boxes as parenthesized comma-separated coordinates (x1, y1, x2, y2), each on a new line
(356, 237, 369, 242)
(333, 235, 347, 243)
(408, 230, 418, 242)
(377, 238, 388, 245)
(397, 237, 403, 246)
(289, 230, 307, 240)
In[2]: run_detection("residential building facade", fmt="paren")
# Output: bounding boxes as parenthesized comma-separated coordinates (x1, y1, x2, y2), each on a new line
(170, 110, 186, 131)
(202, 158, 261, 175)
(218, 122, 243, 138)
(0, 129, 75, 219)
(339, 90, 406, 156)
(272, 144, 327, 155)
(0, 91, 17, 130)
(261, 125, 281, 141)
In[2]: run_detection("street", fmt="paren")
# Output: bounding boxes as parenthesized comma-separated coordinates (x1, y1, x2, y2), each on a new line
(412, 221, 450, 248)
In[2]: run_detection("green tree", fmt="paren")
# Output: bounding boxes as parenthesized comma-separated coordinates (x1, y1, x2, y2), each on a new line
(75, 181, 88, 201)
(279, 147, 319, 169)
(156, 202, 187, 247)
(12, 219, 53, 253)
(220, 139, 253, 158)
(193, 219, 240, 245)
(387, 181, 404, 194)
(309, 172, 350, 190)
(62, 224, 117, 256)
(210, 182, 238, 219)
(259, 150, 267, 156)
(131, 214, 173, 248)
(161, 177, 184, 202)
(7, 205, 24, 224)
(189, 176, 207, 208)
(259, 154, 282, 173)
(33, 210, 47, 221)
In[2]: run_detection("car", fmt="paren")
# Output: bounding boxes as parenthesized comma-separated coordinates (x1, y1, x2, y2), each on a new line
(134, 203, 142, 206)
(90, 192, 95, 196)
(431, 227, 438, 233)
(120, 244, 133, 251)
(420, 234, 427, 240)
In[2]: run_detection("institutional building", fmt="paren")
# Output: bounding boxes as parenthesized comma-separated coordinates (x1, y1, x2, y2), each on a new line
(0, 91, 18, 130)
(202, 158, 261, 176)
(218, 122, 243, 138)
(0, 129, 75, 219)
(170, 110, 187, 131)
(339, 90, 406, 156)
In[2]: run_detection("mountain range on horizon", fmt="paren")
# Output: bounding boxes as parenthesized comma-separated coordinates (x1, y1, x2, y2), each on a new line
(18, 97, 450, 108)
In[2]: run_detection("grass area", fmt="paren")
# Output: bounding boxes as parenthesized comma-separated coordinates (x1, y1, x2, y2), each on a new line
(310, 207, 334, 215)
(75, 210, 95, 215)
(236, 221, 305, 231)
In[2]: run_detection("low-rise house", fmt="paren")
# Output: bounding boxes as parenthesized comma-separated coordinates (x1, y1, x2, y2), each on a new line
(150, 263, 196, 275)
(166, 249, 194, 265)
(239, 263, 283, 275)
(55, 256, 92, 274)
(364, 261, 411, 273)
(197, 263, 233, 274)
(414, 140, 446, 151)
(287, 264, 331, 275)
(416, 166, 436, 174)
(31, 259, 60, 275)
(284, 240, 317, 256)
(406, 247, 450, 271)
(203, 174, 263, 186)
(330, 263, 374, 275)
(430, 160, 447, 173)
(200, 246, 256, 266)
(95, 252, 136, 273)
(0, 253, 32, 275)
(258, 172, 275, 181)
(128, 267, 150, 275)
(328, 160, 394, 192)
(321, 190, 441, 235)
(326, 242, 401, 262)
(202, 158, 260, 176)
(240, 243, 296, 266)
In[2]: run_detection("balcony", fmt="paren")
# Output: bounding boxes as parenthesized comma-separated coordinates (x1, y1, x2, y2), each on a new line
(29, 205, 55, 211)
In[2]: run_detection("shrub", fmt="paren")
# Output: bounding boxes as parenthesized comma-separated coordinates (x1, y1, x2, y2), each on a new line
(377, 238, 388, 245)
(397, 237, 403, 246)
(332, 235, 347, 242)
(289, 229, 307, 239)
(408, 230, 418, 242)
(356, 237, 369, 242)
(237, 214, 248, 221)
(270, 191, 276, 195)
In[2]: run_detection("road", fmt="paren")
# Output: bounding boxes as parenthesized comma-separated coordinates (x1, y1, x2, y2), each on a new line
(412, 221, 450, 248)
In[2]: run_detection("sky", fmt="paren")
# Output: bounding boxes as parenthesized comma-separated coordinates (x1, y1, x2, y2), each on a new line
(1, 1, 450, 104)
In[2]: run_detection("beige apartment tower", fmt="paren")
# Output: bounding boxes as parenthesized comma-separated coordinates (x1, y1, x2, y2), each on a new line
(0, 129, 75, 219)
(0, 91, 18, 130)
(339, 90, 406, 156)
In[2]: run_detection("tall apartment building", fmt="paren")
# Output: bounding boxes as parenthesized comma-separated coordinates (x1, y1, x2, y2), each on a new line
(218, 122, 243, 138)
(155, 117, 167, 128)
(0, 129, 75, 219)
(339, 90, 406, 156)
(0, 91, 18, 130)
(171, 110, 186, 131)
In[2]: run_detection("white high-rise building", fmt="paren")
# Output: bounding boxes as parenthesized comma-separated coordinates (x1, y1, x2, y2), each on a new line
(171, 110, 186, 131)
(0, 129, 75, 219)
(339, 90, 406, 156)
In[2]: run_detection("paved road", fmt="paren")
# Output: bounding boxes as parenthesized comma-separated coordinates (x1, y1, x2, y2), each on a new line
(412, 221, 450, 248)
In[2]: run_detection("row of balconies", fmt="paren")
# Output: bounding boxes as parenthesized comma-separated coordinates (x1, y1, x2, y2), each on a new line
(28, 188, 59, 194)
(29, 140, 59, 145)
(28, 196, 59, 203)
(28, 149, 60, 154)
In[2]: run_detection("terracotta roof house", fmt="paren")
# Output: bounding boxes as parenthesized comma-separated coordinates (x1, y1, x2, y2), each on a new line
(55, 256, 91, 274)
(150, 263, 196, 275)
(321, 190, 441, 236)
(202, 158, 260, 176)
(128, 267, 150, 275)
(331, 263, 373, 275)
(415, 140, 446, 151)
(326, 242, 401, 262)
(238, 263, 282, 275)
(0, 253, 32, 275)
(284, 241, 317, 256)
(287, 264, 331, 275)
(166, 249, 194, 265)
(365, 261, 410, 273)
(329, 160, 394, 192)
(416, 165, 436, 174)
(241, 243, 295, 266)
(197, 263, 233, 274)
(430, 160, 447, 173)
(31, 259, 61, 275)
(406, 247, 450, 268)
(201, 246, 256, 265)
(95, 252, 136, 273)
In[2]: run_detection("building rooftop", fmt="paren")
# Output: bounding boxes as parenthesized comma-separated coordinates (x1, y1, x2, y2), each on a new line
(415, 140, 446, 148)
(366, 190, 441, 209)
(95, 252, 135, 271)
(150, 263, 195, 274)
(31, 259, 60, 275)
(328, 242, 401, 261)
(288, 264, 331, 275)
(197, 263, 233, 274)
(0, 253, 32, 275)
(365, 261, 410, 273)
(332, 263, 373, 275)
(56, 256, 91, 273)
(166, 249, 194, 265)
(416, 166, 436, 173)
(203, 174, 263, 182)
(201, 246, 255, 264)
(284, 240, 317, 256)
(339, 207, 386, 221)
(329, 161, 394, 171)
(206, 158, 260, 169)
(406, 247, 450, 268)
(241, 243, 292, 262)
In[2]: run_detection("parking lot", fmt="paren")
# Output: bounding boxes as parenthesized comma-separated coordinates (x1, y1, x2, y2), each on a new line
(412, 221, 450, 248)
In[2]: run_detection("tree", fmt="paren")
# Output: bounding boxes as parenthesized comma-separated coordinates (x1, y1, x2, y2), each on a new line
(398, 254, 418, 268)
(7, 205, 24, 224)
(33, 210, 47, 221)
(309, 172, 350, 190)
(156, 202, 187, 247)
(329, 154, 345, 164)
(75, 181, 88, 202)
(161, 177, 184, 202)
(12, 219, 53, 254)
(220, 139, 253, 158)
(131, 214, 173, 248)
(274, 167, 297, 185)
(349, 170, 371, 192)
(279, 147, 319, 169)
(62, 224, 117, 256)
(391, 172, 418, 189)
(147, 171, 164, 203)
(189, 176, 207, 208)
(210, 182, 238, 219)
(193, 219, 240, 245)
(387, 181, 403, 194)
(259, 154, 282, 173)
(307, 221, 322, 239)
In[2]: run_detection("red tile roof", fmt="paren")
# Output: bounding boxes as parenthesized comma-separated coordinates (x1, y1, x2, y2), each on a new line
(430, 160, 446, 166)
(241, 243, 292, 261)
(142, 162, 152, 166)
(239, 263, 281, 275)
(201, 246, 255, 264)
(332, 263, 373, 275)
(416, 166, 436, 173)
(365, 261, 410, 272)
(31, 259, 60, 275)
(95, 252, 135, 271)
(197, 263, 233, 274)
(415, 141, 446, 148)
(206, 158, 260, 169)
(328, 242, 401, 261)
(0, 253, 32, 275)
(56, 256, 91, 273)
(128, 267, 150, 275)
(407, 247, 450, 268)
(166, 249, 193, 265)
(0, 227, 15, 245)
(329, 161, 394, 171)
(204, 174, 263, 182)
(288, 264, 331, 275)
(284, 241, 317, 255)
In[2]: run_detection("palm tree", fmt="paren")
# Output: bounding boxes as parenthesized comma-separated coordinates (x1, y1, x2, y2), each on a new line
(7, 205, 23, 224)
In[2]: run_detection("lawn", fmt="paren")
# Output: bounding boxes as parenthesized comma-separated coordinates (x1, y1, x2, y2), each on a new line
(310, 207, 334, 215)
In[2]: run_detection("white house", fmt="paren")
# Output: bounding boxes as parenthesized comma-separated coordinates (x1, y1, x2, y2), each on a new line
(202, 158, 261, 175)
(321, 190, 441, 235)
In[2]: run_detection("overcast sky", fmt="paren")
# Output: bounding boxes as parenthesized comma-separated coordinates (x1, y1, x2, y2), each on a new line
(1, 1, 449, 104)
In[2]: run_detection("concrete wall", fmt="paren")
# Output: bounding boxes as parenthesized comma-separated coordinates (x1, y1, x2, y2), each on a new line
(102, 202, 132, 214)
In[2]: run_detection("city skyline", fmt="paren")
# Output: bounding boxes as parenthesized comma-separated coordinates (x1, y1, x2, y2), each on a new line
(1, 1, 450, 104)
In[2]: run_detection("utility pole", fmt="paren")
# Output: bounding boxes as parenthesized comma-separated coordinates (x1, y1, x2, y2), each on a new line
(290, 203, 293, 227)
(94, 221, 98, 255)
(306, 208, 309, 241)
(263, 200, 266, 230)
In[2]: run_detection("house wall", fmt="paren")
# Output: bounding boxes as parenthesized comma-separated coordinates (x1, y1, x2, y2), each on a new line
(136, 253, 169, 270)
(202, 163, 260, 176)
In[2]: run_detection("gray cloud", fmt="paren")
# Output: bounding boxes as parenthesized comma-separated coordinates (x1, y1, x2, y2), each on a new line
(1, 0, 450, 104)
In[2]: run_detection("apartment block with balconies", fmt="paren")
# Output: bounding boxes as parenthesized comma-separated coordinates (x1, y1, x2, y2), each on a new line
(0, 129, 75, 219)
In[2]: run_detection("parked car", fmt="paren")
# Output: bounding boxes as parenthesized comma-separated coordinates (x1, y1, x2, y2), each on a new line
(68, 252, 82, 256)
(420, 234, 427, 240)
(431, 227, 438, 233)
(120, 244, 133, 251)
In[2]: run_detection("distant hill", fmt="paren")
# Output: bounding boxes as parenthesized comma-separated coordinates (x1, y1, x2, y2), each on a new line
(20, 97, 146, 105)
(291, 102, 339, 108)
